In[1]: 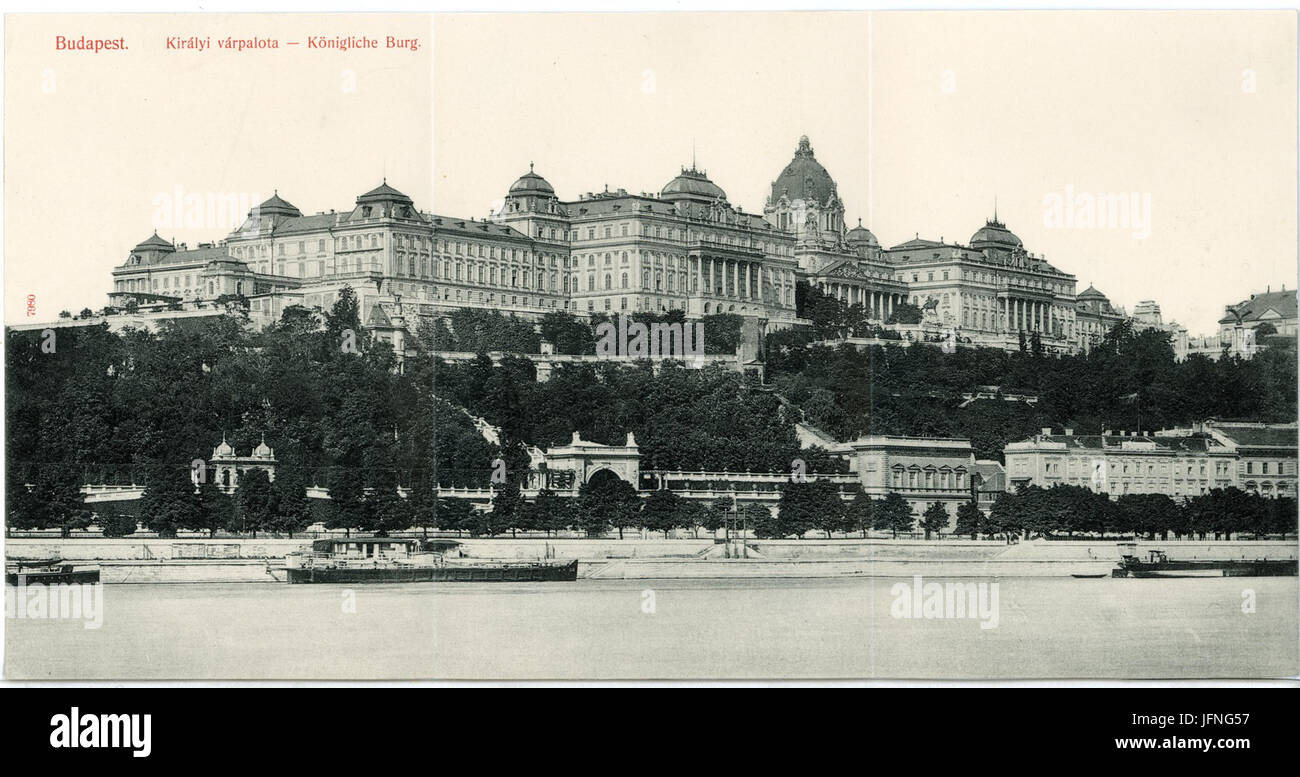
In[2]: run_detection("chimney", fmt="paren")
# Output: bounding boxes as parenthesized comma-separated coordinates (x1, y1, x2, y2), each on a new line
(1040, 427, 1052, 436)
(1064, 428, 1074, 436)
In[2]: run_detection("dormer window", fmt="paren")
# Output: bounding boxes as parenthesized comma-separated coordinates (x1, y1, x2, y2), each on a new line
(362, 206, 373, 218)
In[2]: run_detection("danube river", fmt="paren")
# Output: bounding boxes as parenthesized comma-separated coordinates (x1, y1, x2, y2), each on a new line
(5, 577, 1296, 679)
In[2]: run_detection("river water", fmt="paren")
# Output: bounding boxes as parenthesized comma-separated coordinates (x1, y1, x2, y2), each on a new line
(5, 577, 1296, 680)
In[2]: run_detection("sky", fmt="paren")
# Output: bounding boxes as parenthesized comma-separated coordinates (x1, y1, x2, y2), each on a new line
(5, 11, 1296, 335)
(3, 13, 433, 324)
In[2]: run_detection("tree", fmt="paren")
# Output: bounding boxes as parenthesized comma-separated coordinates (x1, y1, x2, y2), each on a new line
(845, 490, 873, 538)
(702, 497, 732, 535)
(364, 466, 411, 537)
(738, 503, 773, 540)
(873, 492, 915, 539)
(490, 481, 526, 538)
(138, 465, 199, 538)
(577, 476, 638, 538)
(641, 489, 688, 538)
(987, 492, 1024, 543)
(194, 479, 234, 537)
(886, 303, 922, 325)
(920, 502, 949, 540)
(407, 469, 436, 538)
(434, 496, 474, 537)
(954, 500, 984, 539)
(100, 512, 139, 538)
(234, 468, 276, 538)
(809, 481, 847, 539)
(1116, 492, 1180, 540)
(324, 285, 365, 352)
(325, 467, 366, 536)
(527, 488, 572, 537)
(29, 472, 94, 538)
(774, 482, 817, 539)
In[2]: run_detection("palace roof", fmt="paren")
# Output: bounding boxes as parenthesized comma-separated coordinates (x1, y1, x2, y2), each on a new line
(1218, 289, 1298, 325)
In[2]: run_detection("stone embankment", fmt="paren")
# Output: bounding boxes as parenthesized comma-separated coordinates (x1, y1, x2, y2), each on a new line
(6, 537, 1295, 582)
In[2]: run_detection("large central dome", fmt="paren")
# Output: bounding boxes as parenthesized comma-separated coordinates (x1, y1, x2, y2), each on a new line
(770, 135, 836, 205)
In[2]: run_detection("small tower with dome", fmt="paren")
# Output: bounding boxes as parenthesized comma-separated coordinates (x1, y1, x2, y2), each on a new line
(209, 434, 277, 493)
(497, 163, 568, 242)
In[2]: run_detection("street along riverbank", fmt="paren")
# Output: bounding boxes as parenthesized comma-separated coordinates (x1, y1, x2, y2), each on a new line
(6, 537, 1296, 582)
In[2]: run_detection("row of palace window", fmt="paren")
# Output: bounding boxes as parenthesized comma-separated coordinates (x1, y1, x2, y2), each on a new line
(232, 233, 433, 259)
(571, 221, 785, 253)
(1245, 461, 1292, 475)
(890, 466, 968, 490)
(1040, 458, 1236, 479)
(894, 265, 1071, 297)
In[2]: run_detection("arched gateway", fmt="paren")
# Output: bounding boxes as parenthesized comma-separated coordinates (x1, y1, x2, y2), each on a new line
(542, 431, 640, 490)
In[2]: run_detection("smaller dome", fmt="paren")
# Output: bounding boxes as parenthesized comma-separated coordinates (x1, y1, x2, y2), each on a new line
(846, 219, 878, 247)
(1078, 284, 1107, 301)
(133, 232, 175, 253)
(253, 190, 302, 218)
(509, 163, 555, 195)
(660, 167, 727, 202)
(252, 435, 273, 458)
(970, 217, 1022, 249)
(213, 435, 234, 458)
(357, 181, 413, 204)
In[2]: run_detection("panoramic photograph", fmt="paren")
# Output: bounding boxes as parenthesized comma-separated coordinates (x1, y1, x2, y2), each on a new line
(3, 10, 1297, 682)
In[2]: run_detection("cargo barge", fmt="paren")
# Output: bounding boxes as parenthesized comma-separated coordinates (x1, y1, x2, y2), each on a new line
(280, 537, 578, 584)
(5, 558, 101, 586)
(1111, 547, 1298, 578)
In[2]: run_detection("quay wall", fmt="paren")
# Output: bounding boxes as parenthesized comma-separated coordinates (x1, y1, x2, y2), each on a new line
(6, 538, 1295, 582)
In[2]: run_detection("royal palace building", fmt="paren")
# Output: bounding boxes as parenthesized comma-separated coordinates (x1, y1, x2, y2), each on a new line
(95, 135, 1173, 356)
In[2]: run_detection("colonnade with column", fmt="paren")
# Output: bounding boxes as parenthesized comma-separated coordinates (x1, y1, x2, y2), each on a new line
(818, 280, 905, 321)
(693, 255, 767, 300)
(998, 296, 1058, 333)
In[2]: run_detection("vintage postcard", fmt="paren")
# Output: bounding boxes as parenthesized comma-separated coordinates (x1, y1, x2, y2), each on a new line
(3, 10, 1297, 682)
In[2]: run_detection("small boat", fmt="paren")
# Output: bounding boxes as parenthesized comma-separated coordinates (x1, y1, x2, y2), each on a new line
(5, 558, 101, 585)
(280, 537, 578, 584)
(1070, 573, 1108, 579)
(1111, 546, 1298, 579)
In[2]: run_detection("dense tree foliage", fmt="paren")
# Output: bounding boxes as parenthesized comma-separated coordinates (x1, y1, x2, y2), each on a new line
(770, 318, 1296, 460)
(987, 485, 1295, 540)
(6, 287, 445, 535)
(6, 290, 1295, 539)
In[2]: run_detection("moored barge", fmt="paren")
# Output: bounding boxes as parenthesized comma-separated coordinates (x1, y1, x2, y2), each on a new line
(281, 537, 578, 584)
(5, 558, 101, 586)
(1111, 547, 1298, 578)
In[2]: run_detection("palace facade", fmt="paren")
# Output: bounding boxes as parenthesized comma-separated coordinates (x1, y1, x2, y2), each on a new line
(1004, 422, 1297, 500)
(98, 135, 1172, 355)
